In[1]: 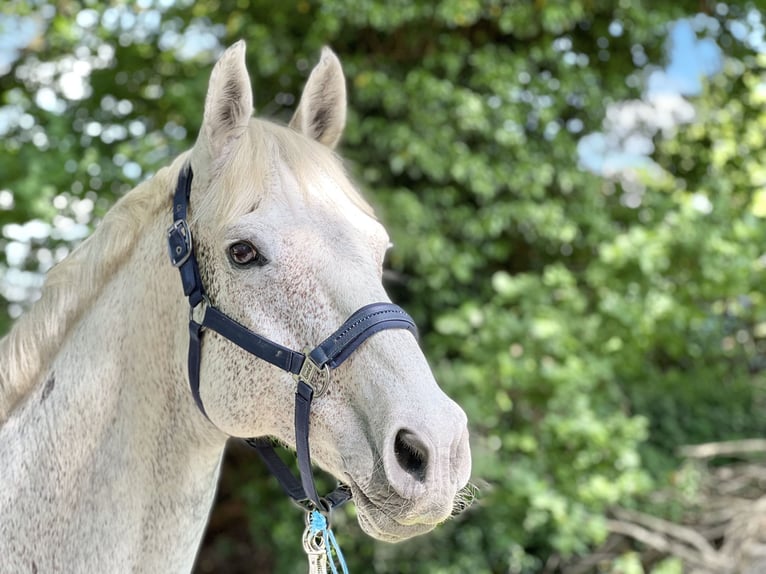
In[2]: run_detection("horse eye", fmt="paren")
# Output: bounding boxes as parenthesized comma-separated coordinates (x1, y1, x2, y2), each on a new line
(228, 242, 263, 267)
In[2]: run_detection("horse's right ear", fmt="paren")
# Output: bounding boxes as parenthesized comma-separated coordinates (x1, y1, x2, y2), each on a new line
(197, 40, 253, 163)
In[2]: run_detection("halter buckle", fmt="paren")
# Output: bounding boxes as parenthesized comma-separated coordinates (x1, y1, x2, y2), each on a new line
(167, 219, 193, 267)
(295, 354, 330, 397)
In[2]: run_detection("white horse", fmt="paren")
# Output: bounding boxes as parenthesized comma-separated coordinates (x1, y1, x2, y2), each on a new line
(0, 41, 471, 573)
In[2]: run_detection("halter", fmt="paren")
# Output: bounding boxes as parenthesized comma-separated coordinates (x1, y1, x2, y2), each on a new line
(166, 164, 418, 514)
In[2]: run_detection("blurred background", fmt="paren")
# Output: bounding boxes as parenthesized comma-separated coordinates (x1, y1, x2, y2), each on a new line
(2, 1, 766, 572)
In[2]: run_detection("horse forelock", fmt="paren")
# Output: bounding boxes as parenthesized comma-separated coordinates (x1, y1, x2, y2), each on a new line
(193, 118, 376, 231)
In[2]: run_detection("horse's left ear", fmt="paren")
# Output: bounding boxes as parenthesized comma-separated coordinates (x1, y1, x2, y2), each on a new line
(199, 40, 253, 161)
(289, 47, 347, 149)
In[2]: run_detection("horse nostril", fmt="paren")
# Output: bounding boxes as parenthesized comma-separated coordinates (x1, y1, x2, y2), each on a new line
(394, 429, 429, 483)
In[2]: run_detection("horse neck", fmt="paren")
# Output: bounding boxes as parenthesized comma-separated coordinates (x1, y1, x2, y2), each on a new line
(1, 186, 229, 572)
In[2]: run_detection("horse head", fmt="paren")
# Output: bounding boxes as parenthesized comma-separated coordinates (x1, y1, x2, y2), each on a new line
(181, 41, 472, 542)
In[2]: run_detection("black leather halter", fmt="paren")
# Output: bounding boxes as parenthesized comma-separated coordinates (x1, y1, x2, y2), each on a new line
(167, 164, 418, 512)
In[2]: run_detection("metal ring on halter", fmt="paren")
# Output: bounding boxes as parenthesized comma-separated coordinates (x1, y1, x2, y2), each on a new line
(189, 294, 210, 325)
(292, 496, 330, 515)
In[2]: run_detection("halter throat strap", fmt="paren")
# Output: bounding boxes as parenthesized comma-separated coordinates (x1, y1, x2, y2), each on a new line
(167, 164, 418, 512)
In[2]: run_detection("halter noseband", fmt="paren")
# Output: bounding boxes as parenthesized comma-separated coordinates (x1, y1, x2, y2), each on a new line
(167, 164, 418, 513)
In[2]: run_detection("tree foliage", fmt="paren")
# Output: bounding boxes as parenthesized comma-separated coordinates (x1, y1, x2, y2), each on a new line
(2, 1, 765, 572)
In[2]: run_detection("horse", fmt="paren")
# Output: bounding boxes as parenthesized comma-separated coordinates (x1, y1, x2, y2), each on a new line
(0, 41, 472, 572)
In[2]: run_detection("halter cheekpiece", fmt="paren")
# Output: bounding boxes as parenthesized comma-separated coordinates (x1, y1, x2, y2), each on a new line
(167, 164, 418, 516)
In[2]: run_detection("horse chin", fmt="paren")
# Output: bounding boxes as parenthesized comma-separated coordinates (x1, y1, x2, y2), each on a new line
(347, 482, 440, 543)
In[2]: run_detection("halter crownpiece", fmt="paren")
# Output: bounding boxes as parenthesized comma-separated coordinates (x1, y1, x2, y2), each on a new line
(167, 163, 418, 514)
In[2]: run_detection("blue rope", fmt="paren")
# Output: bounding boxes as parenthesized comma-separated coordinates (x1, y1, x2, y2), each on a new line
(309, 510, 349, 574)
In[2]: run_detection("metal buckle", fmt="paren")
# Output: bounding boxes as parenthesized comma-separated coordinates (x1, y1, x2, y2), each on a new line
(167, 219, 192, 267)
(294, 353, 330, 397)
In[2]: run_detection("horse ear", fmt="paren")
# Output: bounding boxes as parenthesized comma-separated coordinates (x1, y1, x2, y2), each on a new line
(289, 47, 347, 149)
(199, 40, 253, 160)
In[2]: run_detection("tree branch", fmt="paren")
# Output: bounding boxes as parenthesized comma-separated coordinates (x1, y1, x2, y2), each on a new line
(605, 519, 734, 573)
(679, 439, 766, 459)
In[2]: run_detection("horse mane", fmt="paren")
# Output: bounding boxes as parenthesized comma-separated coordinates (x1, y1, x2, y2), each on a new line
(0, 118, 373, 423)
(0, 152, 186, 422)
